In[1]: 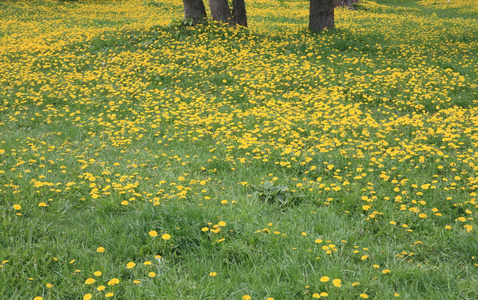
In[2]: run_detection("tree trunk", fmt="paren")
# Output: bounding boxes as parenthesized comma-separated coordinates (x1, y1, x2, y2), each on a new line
(209, 0, 233, 24)
(183, 0, 207, 25)
(232, 0, 247, 27)
(309, 0, 335, 32)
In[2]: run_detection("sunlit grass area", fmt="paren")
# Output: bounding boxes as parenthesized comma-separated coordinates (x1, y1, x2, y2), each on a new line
(1, 0, 478, 299)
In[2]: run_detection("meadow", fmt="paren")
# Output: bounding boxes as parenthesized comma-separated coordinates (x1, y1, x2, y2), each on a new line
(0, 0, 478, 299)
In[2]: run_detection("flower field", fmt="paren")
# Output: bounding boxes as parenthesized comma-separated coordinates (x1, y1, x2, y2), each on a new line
(1, 0, 478, 299)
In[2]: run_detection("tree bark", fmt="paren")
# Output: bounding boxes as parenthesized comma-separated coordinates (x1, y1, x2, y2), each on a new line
(183, 0, 207, 25)
(232, 0, 247, 27)
(309, 0, 335, 32)
(209, 0, 233, 24)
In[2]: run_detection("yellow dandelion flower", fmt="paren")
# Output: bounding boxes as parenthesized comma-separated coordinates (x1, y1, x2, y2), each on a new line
(162, 233, 171, 240)
(83, 294, 92, 300)
(320, 276, 330, 282)
(332, 278, 342, 287)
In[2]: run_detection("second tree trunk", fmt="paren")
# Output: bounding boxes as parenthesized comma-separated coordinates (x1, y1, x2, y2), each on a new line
(309, 0, 334, 32)
(209, 0, 232, 24)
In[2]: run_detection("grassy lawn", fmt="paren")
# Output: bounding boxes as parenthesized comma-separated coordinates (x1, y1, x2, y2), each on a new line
(1, 0, 478, 299)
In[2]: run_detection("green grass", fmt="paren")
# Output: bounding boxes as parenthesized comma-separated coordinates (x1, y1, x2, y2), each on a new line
(1, 0, 478, 299)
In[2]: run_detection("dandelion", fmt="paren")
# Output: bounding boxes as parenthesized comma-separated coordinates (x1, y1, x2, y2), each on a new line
(105, 293, 114, 298)
(209, 272, 217, 277)
(149, 231, 158, 237)
(162, 233, 171, 240)
(97, 286, 106, 291)
(96, 247, 105, 253)
(107, 278, 120, 285)
(83, 294, 92, 300)
(94, 271, 102, 276)
(360, 294, 369, 299)
(126, 262, 136, 269)
(149, 272, 156, 277)
(84, 278, 96, 284)
(312, 294, 320, 298)
(218, 221, 226, 226)
(320, 276, 330, 282)
(332, 278, 342, 287)
(13, 204, 21, 210)
(242, 296, 251, 300)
